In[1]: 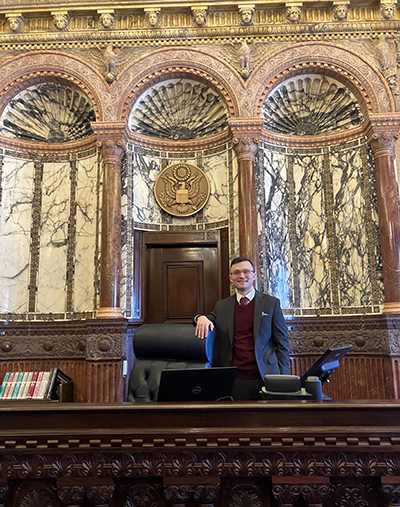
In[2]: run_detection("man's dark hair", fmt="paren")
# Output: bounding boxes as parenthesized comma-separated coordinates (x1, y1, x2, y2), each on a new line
(230, 256, 254, 269)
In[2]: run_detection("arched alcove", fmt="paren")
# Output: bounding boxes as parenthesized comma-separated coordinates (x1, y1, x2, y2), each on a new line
(0, 72, 103, 320)
(257, 73, 384, 316)
(120, 74, 236, 318)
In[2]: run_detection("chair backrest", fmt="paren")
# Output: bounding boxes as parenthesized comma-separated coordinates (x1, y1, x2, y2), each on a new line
(127, 323, 215, 402)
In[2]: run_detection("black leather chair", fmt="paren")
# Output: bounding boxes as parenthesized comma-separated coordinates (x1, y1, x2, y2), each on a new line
(127, 323, 216, 402)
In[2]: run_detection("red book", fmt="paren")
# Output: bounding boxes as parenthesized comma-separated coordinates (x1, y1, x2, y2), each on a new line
(27, 372, 39, 399)
(3, 372, 16, 399)
(31, 372, 44, 399)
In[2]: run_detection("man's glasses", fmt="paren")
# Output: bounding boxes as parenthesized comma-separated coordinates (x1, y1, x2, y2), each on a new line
(230, 269, 254, 277)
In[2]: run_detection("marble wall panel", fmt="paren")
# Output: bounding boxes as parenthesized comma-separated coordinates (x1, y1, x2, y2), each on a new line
(331, 148, 369, 307)
(74, 153, 101, 313)
(293, 153, 331, 309)
(120, 155, 129, 317)
(0, 156, 34, 314)
(202, 151, 230, 224)
(258, 149, 293, 308)
(36, 161, 71, 313)
(0, 149, 101, 320)
(257, 139, 384, 316)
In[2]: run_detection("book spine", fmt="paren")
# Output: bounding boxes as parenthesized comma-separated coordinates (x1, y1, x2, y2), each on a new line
(19, 372, 33, 399)
(37, 371, 50, 400)
(0, 372, 11, 400)
(4, 372, 16, 399)
(27, 371, 39, 399)
(45, 368, 57, 400)
(12, 371, 25, 399)
(31, 371, 44, 399)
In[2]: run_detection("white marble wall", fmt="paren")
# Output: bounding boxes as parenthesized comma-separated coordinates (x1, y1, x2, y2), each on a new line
(36, 161, 71, 313)
(0, 149, 101, 319)
(74, 156, 102, 313)
(258, 139, 384, 315)
(259, 150, 292, 308)
(0, 157, 34, 315)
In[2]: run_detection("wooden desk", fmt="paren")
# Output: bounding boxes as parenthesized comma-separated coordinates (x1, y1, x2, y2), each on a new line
(0, 400, 399, 506)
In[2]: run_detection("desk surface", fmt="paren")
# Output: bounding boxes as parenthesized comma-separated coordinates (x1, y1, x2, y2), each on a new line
(0, 399, 399, 444)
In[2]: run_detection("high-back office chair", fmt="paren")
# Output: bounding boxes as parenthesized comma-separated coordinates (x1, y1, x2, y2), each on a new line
(127, 323, 215, 402)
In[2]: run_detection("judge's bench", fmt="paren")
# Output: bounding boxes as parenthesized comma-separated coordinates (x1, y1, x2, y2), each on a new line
(0, 399, 400, 507)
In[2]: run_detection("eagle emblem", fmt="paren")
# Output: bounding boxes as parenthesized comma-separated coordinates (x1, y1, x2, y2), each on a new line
(154, 163, 210, 217)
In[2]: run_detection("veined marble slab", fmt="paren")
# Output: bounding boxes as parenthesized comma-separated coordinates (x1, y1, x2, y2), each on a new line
(262, 150, 293, 308)
(0, 157, 34, 314)
(258, 140, 384, 315)
(74, 154, 101, 313)
(36, 161, 71, 313)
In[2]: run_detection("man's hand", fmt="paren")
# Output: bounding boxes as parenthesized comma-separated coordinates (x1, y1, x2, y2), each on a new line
(195, 315, 214, 339)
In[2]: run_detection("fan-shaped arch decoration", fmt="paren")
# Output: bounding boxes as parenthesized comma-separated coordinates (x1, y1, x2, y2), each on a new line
(262, 75, 364, 136)
(0, 83, 96, 142)
(129, 79, 229, 140)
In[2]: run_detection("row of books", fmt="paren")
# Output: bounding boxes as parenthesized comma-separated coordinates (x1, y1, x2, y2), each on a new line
(0, 368, 71, 401)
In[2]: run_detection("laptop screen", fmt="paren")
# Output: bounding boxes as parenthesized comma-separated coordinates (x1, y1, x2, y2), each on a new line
(157, 367, 237, 402)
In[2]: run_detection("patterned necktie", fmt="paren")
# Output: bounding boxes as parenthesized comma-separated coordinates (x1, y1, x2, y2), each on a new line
(240, 296, 249, 306)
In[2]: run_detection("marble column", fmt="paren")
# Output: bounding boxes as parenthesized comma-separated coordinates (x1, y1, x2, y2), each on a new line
(367, 116, 400, 313)
(91, 122, 127, 319)
(229, 119, 264, 284)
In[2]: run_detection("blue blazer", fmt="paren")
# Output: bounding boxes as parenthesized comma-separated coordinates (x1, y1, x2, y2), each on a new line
(207, 290, 290, 378)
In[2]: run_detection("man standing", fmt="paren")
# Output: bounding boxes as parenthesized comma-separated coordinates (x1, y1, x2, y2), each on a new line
(195, 257, 290, 400)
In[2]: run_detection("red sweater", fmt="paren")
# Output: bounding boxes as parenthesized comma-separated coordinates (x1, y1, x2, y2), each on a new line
(232, 298, 259, 379)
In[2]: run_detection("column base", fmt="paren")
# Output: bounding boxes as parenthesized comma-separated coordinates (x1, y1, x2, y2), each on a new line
(96, 306, 124, 319)
(383, 302, 400, 314)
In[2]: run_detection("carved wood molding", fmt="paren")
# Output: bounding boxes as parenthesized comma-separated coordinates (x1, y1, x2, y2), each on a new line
(2, 449, 400, 480)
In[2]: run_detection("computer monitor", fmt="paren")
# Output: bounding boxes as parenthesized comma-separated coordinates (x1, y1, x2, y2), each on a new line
(300, 345, 353, 387)
(157, 367, 237, 402)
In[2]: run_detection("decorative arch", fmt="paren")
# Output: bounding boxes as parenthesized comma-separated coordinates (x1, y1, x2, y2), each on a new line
(0, 51, 110, 122)
(249, 41, 394, 118)
(113, 47, 243, 122)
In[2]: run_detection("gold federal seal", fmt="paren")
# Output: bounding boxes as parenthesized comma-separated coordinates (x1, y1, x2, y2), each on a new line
(154, 163, 210, 217)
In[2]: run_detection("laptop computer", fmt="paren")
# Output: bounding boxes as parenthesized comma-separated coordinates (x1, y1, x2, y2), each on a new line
(157, 367, 237, 402)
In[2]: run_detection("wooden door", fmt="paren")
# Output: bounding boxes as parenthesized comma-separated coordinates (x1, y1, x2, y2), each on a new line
(142, 229, 229, 324)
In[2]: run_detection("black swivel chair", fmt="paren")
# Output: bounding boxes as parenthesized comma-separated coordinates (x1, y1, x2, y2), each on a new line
(127, 323, 215, 402)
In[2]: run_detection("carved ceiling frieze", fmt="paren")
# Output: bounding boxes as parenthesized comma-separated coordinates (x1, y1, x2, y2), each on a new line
(0, 4, 397, 44)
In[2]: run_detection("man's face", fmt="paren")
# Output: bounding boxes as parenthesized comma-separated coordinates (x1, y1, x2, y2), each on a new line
(335, 6, 347, 19)
(382, 4, 394, 18)
(9, 18, 19, 31)
(229, 260, 255, 295)
(242, 10, 253, 23)
(149, 13, 158, 26)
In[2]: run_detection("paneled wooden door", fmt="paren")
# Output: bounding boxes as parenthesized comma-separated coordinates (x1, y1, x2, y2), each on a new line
(143, 230, 229, 323)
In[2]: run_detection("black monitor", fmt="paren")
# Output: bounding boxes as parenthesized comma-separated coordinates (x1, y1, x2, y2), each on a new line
(300, 345, 352, 387)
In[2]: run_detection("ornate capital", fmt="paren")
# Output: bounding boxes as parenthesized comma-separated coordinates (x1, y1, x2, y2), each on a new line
(368, 131, 399, 157)
(91, 122, 128, 165)
(366, 114, 400, 156)
(232, 136, 260, 160)
(229, 118, 263, 161)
